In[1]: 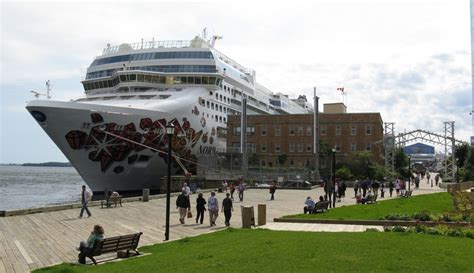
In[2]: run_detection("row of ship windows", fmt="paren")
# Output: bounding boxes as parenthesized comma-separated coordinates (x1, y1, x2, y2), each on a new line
(83, 74, 223, 91)
(231, 125, 373, 136)
(199, 98, 228, 113)
(86, 65, 217, 79)
(75, 94, 171, 102)
(232, 143, 372, 153)
(91, 51, 214, 66)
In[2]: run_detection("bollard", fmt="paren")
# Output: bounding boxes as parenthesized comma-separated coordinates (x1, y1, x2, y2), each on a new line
(258, 203, 266, 226)
(143, 188, 150, 202)
(241, 206, 255, 228)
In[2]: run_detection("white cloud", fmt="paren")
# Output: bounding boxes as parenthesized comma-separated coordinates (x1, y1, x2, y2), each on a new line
(1, 0, 473, 162)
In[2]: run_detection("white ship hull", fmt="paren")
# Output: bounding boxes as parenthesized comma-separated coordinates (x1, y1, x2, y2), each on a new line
(26, 87, 223, 193)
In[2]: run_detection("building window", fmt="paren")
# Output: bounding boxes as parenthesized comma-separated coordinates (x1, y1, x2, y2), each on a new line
(351, 126, 356, 136)
(261, 160, 266, 166)
(261, 144, 267, 153)
(247, 126, 255, 134)
(289, 143, 295, 153)
(306, 127, 312, 136)
(297, 127, 304, 136)
(275, 127, 281, 136)
(321, 126, 326, 135)
(366, 143, 371, 151)
(305, 160, 310, 167)
(289, 127, 295, 136)
(366, 125, 372, 135)
(351, 143, 357, 152)
(275, 144, 281, 153)
(289, 159, 294, 166)
(336, 125, 341, 136)
(306, 144, 312, 153)
(261, 127, 267, 136)
(297, 144, 303, 153)
(335, 144, 341, 152)
(232, 127, 241, 135)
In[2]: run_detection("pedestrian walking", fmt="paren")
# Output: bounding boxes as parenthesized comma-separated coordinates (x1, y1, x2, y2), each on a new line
(79, 185, 92, 218)
(354, 180, 359, 197)
(388, 180, 394, 197)
(229, 183, 235, 200)
(195, 193, 206, 224)
(222, 193, 233, 227)
(269, 181, 277, 200)
(176, 190, 190, 224)
(238, 180, 245, 202)
(340, 180, 347, 198)
(380, 182, 385, 198)
(208, 192, 219, 226)
(395, 179, 400, 196)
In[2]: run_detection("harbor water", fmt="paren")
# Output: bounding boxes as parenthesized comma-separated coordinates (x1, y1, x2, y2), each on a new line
(0, 165, 84, 211)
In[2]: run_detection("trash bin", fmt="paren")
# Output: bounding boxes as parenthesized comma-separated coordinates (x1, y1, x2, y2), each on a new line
(142, 188, 150, 202)
(258, 203, 266, 226)
(241, 206, 255, 228)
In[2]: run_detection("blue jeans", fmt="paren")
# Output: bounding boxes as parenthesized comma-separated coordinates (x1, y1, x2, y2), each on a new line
(80, 202, 91, 217)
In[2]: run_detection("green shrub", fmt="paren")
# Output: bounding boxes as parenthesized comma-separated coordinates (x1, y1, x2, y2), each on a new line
(414, 225, 428, 233)
(391, 226, 406, 232)
(426, 228, 443, 236)
(412, 211, 432, 221)
(440, 213, 453, 222)
(445, 228, 464, 238)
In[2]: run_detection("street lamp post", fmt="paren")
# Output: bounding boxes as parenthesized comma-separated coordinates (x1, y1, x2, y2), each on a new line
(164, 123, 174, 241)
(332, 148, 336, 208)
(407, 155, 411, 192)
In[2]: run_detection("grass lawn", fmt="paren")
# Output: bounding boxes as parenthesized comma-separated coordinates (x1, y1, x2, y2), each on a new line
(35, 229, 473, 273)
(284, 192, 454, 220)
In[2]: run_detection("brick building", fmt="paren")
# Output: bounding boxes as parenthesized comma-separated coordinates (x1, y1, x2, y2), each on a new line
(226, 103, 384, 170)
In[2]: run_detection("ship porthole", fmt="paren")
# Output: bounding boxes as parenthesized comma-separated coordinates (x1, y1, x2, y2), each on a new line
(30, 111, 46, 122)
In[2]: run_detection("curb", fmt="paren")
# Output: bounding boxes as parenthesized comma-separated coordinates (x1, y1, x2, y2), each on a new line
(273, 217, 472, 227)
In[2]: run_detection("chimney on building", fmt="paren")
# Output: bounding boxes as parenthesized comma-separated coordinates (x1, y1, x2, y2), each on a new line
(323, 103, 347, 114)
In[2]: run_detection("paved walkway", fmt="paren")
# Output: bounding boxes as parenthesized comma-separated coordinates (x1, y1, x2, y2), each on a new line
(0, 174, 443, 272)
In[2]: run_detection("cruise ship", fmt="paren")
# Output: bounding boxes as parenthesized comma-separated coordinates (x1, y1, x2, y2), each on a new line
(26, 33, 312, 193)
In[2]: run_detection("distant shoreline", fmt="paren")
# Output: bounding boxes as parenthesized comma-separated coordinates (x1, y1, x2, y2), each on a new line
(0, 162, 72, 167)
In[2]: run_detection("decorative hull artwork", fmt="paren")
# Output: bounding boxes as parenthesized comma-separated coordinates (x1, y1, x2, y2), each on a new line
(65, 113, 203, 174)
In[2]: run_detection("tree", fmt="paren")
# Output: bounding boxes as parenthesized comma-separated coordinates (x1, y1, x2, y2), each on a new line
(462, 147, 474, 182)
(455, 143, 470, 167)
(248, 153, 259, 167)
(346, 151, 373, 179)
(336, 166, 353, 180)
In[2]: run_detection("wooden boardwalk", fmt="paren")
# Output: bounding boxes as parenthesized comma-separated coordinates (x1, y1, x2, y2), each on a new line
(0, 183, 443, 273)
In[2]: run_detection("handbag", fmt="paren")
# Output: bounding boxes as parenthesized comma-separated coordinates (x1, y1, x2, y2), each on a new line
(187, 211, 193, 218)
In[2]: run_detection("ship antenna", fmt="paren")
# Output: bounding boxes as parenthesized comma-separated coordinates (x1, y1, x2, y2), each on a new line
(45, 80, 51, 100)
(202, 27, 208, 40)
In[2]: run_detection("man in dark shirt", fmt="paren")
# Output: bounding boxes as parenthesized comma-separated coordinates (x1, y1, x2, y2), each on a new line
(222, 193, 233, 227)
(176, 190, 190, 224)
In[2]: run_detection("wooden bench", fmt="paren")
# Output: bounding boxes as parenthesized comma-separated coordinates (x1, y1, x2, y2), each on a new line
(313, 201, 330, 213)
(83, 232, 142, 264)
(101, 196, 122, 208)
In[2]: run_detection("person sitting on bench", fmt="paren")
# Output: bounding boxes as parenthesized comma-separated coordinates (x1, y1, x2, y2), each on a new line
(77, 225, 105, 264)
(356, 192, 363, 204)
(361, 190, 375, 204)
(304, 196, 316, 214)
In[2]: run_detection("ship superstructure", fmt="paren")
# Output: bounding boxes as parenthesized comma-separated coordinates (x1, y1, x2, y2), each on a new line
(26, 34, 311, 193)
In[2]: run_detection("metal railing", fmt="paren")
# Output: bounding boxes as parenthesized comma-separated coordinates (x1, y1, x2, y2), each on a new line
(102, 40, 192, 55)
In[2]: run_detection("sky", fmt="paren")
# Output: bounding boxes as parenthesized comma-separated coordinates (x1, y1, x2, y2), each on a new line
(1, 0, 473, 163)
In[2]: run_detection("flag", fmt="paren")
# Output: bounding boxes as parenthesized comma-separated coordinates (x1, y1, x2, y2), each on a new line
(337, 87, 344, 92)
